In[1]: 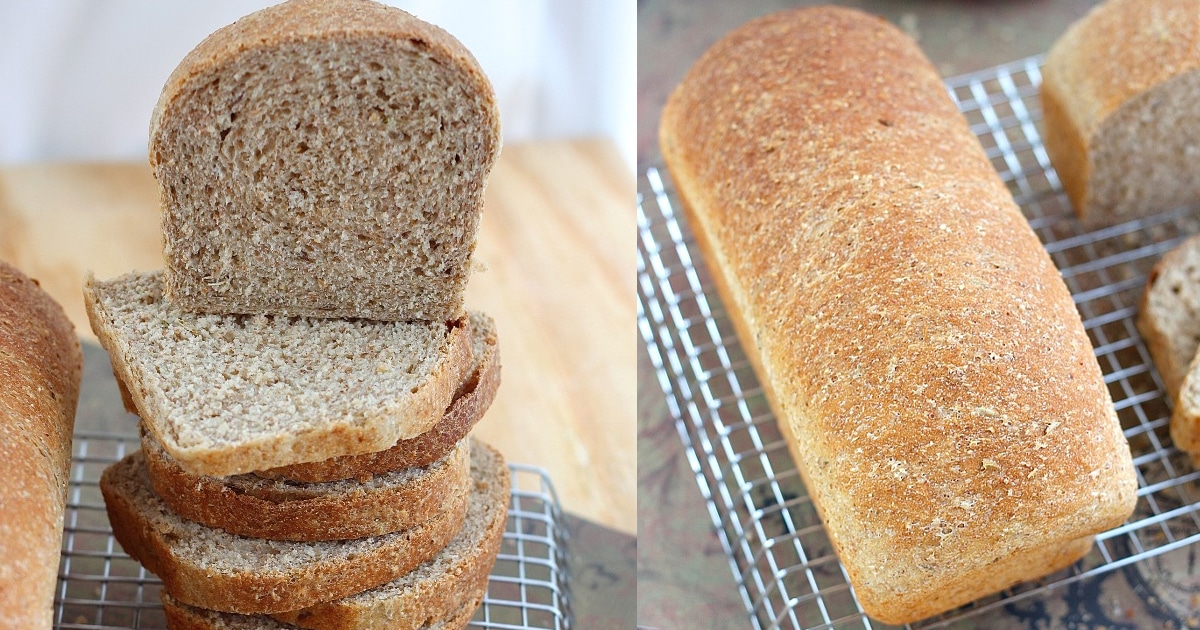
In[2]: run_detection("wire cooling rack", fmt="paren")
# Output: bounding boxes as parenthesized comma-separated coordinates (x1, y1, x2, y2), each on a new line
(637, 55, 1200, 629)
(54, 430, 572, 629)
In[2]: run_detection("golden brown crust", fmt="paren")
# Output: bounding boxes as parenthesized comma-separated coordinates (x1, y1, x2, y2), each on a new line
(0, 260, 82, 629)
(661, 7, 1137, 624)
(142, 428, 470, 541)
(259, 313, 499, 482)
(101, 451, 468, 614)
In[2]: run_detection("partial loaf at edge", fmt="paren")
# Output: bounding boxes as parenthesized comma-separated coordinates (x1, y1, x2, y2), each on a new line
(660, 7, 1138, 624)
(85, 270, 472, 477)
(1042, 0, 1200, 226)
(151, 0, 502, 321)
(0, 260, 83, 630)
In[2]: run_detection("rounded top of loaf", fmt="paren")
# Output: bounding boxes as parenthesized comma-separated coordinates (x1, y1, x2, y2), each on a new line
(1043, 0, 1200, 138)
(149, 0, 499, 154)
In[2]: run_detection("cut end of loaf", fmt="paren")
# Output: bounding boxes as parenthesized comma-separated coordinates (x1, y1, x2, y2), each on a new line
(84, 270, 473, 476)
(151, 0, 501, 321)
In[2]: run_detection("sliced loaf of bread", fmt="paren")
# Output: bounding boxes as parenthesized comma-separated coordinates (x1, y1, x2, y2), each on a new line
(258, 311, 499, 482)
(101, 448, 469, 614)
(150, 0, 501, 321)
(1042, 0, 1200, 225)
(85, 270, 472, 476)
(160, 440, 509, 630)
(142, 427, 470, 541)
(1137, 233, 1200, 401)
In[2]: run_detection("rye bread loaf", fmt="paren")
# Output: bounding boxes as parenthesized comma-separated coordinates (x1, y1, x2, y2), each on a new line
(101, 448, 468, 614)
(160, 440, 509, 630)
(1042, 0, 1200, 226)
(660, 7, 1138, 623)
(0, 260, 83, 630)
(258, 310, 499, 483)
(150, 0, 501, 321)
(1137, 233, 1200, 402)
(142, 427, 470, 541)
(162, 596, 475, 630)
(84, 270, 472, 477)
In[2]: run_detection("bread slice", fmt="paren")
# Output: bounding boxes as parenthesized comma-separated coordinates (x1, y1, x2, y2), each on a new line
(258, 311, 500, 482)
(142, 426, 470, 541)
(150, 0, 501, 322)
(1042, 0, 1200, 226)
(1137, 233, 1200, 401)
(162, 595, 475, 630)
(101, 447, 470, 614)
(1171, 353, 1200, 461)
(160, 439, 508, 630)
(84, 270, 472, 477)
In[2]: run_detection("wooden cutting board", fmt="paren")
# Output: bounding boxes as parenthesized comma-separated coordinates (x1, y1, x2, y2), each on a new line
(0, 138, 634, 534)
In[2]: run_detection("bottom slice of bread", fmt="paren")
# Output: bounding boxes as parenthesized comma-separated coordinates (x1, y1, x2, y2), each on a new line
(101, 448, 471, 614)
(160, 440, 510, 630)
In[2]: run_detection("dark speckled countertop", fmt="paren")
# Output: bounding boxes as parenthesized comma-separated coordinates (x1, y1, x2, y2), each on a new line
(637, 1, 1200, 628)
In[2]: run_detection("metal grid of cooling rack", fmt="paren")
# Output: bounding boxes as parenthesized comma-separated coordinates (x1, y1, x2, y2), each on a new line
(637, 55, 1200, 629)
(54, 430, 572, 630)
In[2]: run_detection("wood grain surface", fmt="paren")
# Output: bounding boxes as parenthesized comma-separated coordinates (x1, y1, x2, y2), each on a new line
(0, 139, 635, 534)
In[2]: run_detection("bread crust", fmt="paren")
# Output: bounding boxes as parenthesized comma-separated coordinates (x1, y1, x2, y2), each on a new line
(1042, 0, 1200, 224)
(258, 311, 500, 482)
(101, 450, 468, 614)
(148, 440, 508, 630)
(0, 260, 82, 630)
(142, 428, 470, 541)
(660, 7, 1137, 623)
(84, 271, 474, 476)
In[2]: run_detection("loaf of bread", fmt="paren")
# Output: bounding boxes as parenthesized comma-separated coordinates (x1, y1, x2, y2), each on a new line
(84, 270, 472, 476)
(150, 0, 501, 321)
(162, 440, 509, 630)
(0, 260, 82, 629)
(256, 310, 499, 483)
(660, 7, 1139, 624)
(1042, 0, 1200, 226)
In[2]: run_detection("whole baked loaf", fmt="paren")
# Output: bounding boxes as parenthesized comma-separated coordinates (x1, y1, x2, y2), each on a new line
(660, 7, 1138, 624)
(1042, 0, 1200, 225)
(151, 0, 501, 321)
(0, 260, 82, 629)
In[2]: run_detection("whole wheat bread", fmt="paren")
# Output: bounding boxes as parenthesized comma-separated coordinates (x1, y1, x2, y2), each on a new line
(1042, 0, 1200, 226)
(160, 440, 508, 630)
(162, 595, 475, 630)
(258, 311, 499, 482)
(150, 0, 501, 321)
(0, 260, 82, 629)
(84, 270, 472, 477)
(101, 448, 469, 614)
(142, 426, 470, 541)
(660, 7, 1138, 623)
(1137, 233, 1200, 402)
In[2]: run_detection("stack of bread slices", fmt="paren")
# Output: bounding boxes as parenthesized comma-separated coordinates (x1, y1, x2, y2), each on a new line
(87, 1, 509, 628)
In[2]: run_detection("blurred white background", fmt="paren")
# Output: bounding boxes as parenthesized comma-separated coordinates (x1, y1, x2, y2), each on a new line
(0, 0, 635, 169)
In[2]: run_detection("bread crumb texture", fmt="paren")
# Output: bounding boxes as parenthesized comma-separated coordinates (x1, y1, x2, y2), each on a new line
(151, 0, 501, 321)
(85, 270, 470, 475)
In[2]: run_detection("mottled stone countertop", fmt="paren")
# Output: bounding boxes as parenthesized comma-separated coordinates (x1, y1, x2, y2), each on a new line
(638, 1, 1200, 628)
